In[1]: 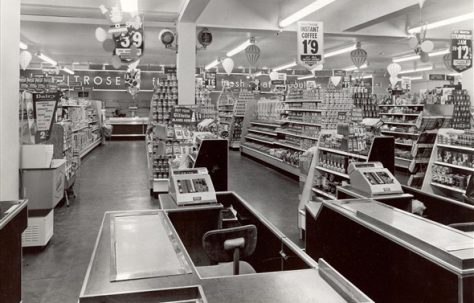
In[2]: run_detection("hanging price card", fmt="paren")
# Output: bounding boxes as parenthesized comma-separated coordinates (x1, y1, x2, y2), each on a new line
(451, 30, 472, 73)
(297, 21, 324, 69)
(113, 14, 144, 63)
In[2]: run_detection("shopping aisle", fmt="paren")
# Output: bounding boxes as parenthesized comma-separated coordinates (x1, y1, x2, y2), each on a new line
(22, 142, 301, 303)
(22, 141, 157, 303)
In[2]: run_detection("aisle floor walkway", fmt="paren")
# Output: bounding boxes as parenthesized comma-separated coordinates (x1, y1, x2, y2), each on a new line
(22, 141, 301, 303)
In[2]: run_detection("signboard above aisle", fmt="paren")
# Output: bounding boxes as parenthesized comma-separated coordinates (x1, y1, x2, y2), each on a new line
(32, 92, 59, 143)
(297, 21, 324, 69)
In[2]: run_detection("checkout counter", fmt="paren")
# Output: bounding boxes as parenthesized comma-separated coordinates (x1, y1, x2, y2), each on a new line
(305, 199, 474, 303)
(79, 188, 374, 302)
(0, 200, 28, 303)
(107, 117, 149, 138)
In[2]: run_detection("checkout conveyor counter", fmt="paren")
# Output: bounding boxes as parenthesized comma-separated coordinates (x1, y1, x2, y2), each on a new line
(0, 200, 28, 303)
(79, 191, 374, 303)
(305, 199, 474, 303)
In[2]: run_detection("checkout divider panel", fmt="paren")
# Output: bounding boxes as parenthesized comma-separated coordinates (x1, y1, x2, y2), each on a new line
(305, 206, 460, 303)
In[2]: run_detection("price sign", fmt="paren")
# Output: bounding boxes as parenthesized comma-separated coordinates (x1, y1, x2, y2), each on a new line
(113, 14, 144, 63)
(451, 30, 472, 73)
(205, 71, 217, 89)
(170, 106, 194, 124)
(32, 92, 59, 143)
(297, 21, 324, 69)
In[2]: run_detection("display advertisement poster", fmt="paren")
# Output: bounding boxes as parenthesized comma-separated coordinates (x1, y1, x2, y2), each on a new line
(451, 30, 472, 73)
(401, 77, 412, 92)
(32, 92, 59, 143)
(113, 14, 144, 63)
(170, 106, 194, 124)
(297, 21, 324, 69)
(429, 74, 446, 80)
(205, 71, 217, 89)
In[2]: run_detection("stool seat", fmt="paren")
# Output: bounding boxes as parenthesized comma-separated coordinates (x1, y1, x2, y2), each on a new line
(197, 261, 256, 278)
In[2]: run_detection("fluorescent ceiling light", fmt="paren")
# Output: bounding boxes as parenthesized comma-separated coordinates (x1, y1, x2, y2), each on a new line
(226, 40, 252, 57)
(62, 67, 74, 75)
(324, 44, 356, 58)
(361, 75, 373, 79)
(448, 72, 462, 76)
(19, 41, 28, 50)
(120, 0, 138, 12)
(205, 59, 220, 70)
(393, 49, 450, 63)
(36, 52, 57, 66)
(279, 0, 337, 28)
(429, 49, 450, 57)
(298, 74, 315, 80)
(403, 75, 423, 80)
(398, 66, 432, 75)
(272, 61, 297, 72)
(408, 13, 474, 34)
(253, 72, 263, 77)
(343, 63, 368, 71)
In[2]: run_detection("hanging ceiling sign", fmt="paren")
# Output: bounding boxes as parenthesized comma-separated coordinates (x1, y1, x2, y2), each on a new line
(113, 14, 144, 63)
(451, 30, 472, 73)
(32, 92, 59, 143)
(297, 21, 324, 69)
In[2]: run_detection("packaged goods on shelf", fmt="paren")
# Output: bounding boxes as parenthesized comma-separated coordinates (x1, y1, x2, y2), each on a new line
(256, 98, 284, 122)
(431, 164, 469, 192)
(351, 87, 379, 118)
(438, 129, 474, 147)
(150, 73, 178, 125)
(450, 89, 471, 129)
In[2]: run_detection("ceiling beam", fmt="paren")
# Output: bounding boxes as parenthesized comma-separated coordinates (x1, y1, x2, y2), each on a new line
(21, 15, 176, 28)
(178, 0, 210, 23)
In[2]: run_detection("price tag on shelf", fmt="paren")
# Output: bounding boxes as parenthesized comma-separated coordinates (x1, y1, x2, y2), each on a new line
(451, 30, 472, 73)
(113, 14, 144, 63)
(297, 21, 324, 69)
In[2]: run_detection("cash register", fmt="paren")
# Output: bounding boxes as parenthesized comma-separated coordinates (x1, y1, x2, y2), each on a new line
(348, 162, 403, 197)
(169, 167, 217, 206)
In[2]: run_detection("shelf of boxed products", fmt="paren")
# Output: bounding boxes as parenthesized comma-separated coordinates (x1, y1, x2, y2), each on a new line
(149, 74, 178, 126)
(240, 142, 302, 177)
(309, 124, 378, 200)
(352, 87, 379, 118)
(419, 128, 474, 203)
(247, 128, 277, 137)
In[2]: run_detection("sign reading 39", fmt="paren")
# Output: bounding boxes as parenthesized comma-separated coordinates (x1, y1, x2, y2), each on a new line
(113, 14, 144, 63)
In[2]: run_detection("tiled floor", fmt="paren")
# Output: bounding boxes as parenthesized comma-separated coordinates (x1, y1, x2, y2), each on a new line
(22, 140, 301, 303)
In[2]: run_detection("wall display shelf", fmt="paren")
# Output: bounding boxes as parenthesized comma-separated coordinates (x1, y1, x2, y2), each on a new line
(422, 128, 474, 204)
(352, 88, 379, 118)
(149, 73, 178, 127)
(298, 129, 394, 234)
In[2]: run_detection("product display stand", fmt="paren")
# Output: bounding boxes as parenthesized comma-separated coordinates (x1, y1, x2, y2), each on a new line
(217, 86, 237, 140)
(297, 133, 394, 237)
(421, 128, 474, 205)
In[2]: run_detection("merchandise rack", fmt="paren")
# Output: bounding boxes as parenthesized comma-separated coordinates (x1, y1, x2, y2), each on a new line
(297, 135, 394, 235)
(421, 128, 474, 205)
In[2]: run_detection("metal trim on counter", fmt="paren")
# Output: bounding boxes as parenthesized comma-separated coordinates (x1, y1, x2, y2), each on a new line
(0, 200, 28, 230)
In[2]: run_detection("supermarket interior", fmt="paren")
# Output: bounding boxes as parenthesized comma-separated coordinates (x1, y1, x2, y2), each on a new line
(1, 0, 474, 302)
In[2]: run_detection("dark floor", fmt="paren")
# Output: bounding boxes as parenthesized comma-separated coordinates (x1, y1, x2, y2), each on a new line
(22, 141, 301, 303)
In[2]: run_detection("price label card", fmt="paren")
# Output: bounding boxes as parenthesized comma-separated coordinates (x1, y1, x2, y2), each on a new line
(297, 21, 324, 69)
(113, 14, 144, 63)
(451, 30, 472, 73)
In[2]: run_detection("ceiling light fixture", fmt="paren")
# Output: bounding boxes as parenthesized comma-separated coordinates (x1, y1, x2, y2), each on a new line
(253, 72, 263, 77)
(298, 74, 315, 80)
(324, 44, 356, 58)
(361, 74, 373, 79)
(408, 13, 474, 34)
(35, 52, 57, 66)
(343, 63, 368, 71)
(279, 0, 337, 28)
(19, 41, 28, 50)
(398, 66, 432, 75)
(120, 0, 138, 13)
(272, 61, 297, 72)
(205, 59, 220, 70)
(392, 48, 450, 63)
(226, 39, 252, 57)
(62, 67, 75, 75)
(448, 72, 462, 76)
(403, 75, 423, 80)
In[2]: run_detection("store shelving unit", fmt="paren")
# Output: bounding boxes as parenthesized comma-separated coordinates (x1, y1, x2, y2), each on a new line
(421, 128, 474, 205)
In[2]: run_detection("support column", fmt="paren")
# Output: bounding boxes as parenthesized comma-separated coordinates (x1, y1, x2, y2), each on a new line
(176, 22, 196, 105)
(462, 69, 473, 103)
(0, 0, 20, 200)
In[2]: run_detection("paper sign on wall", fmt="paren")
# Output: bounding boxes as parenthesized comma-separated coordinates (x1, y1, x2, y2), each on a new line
(32, 92, 59, 143)
(297, 21, 324, 69)
(451, 30, 472, 73)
